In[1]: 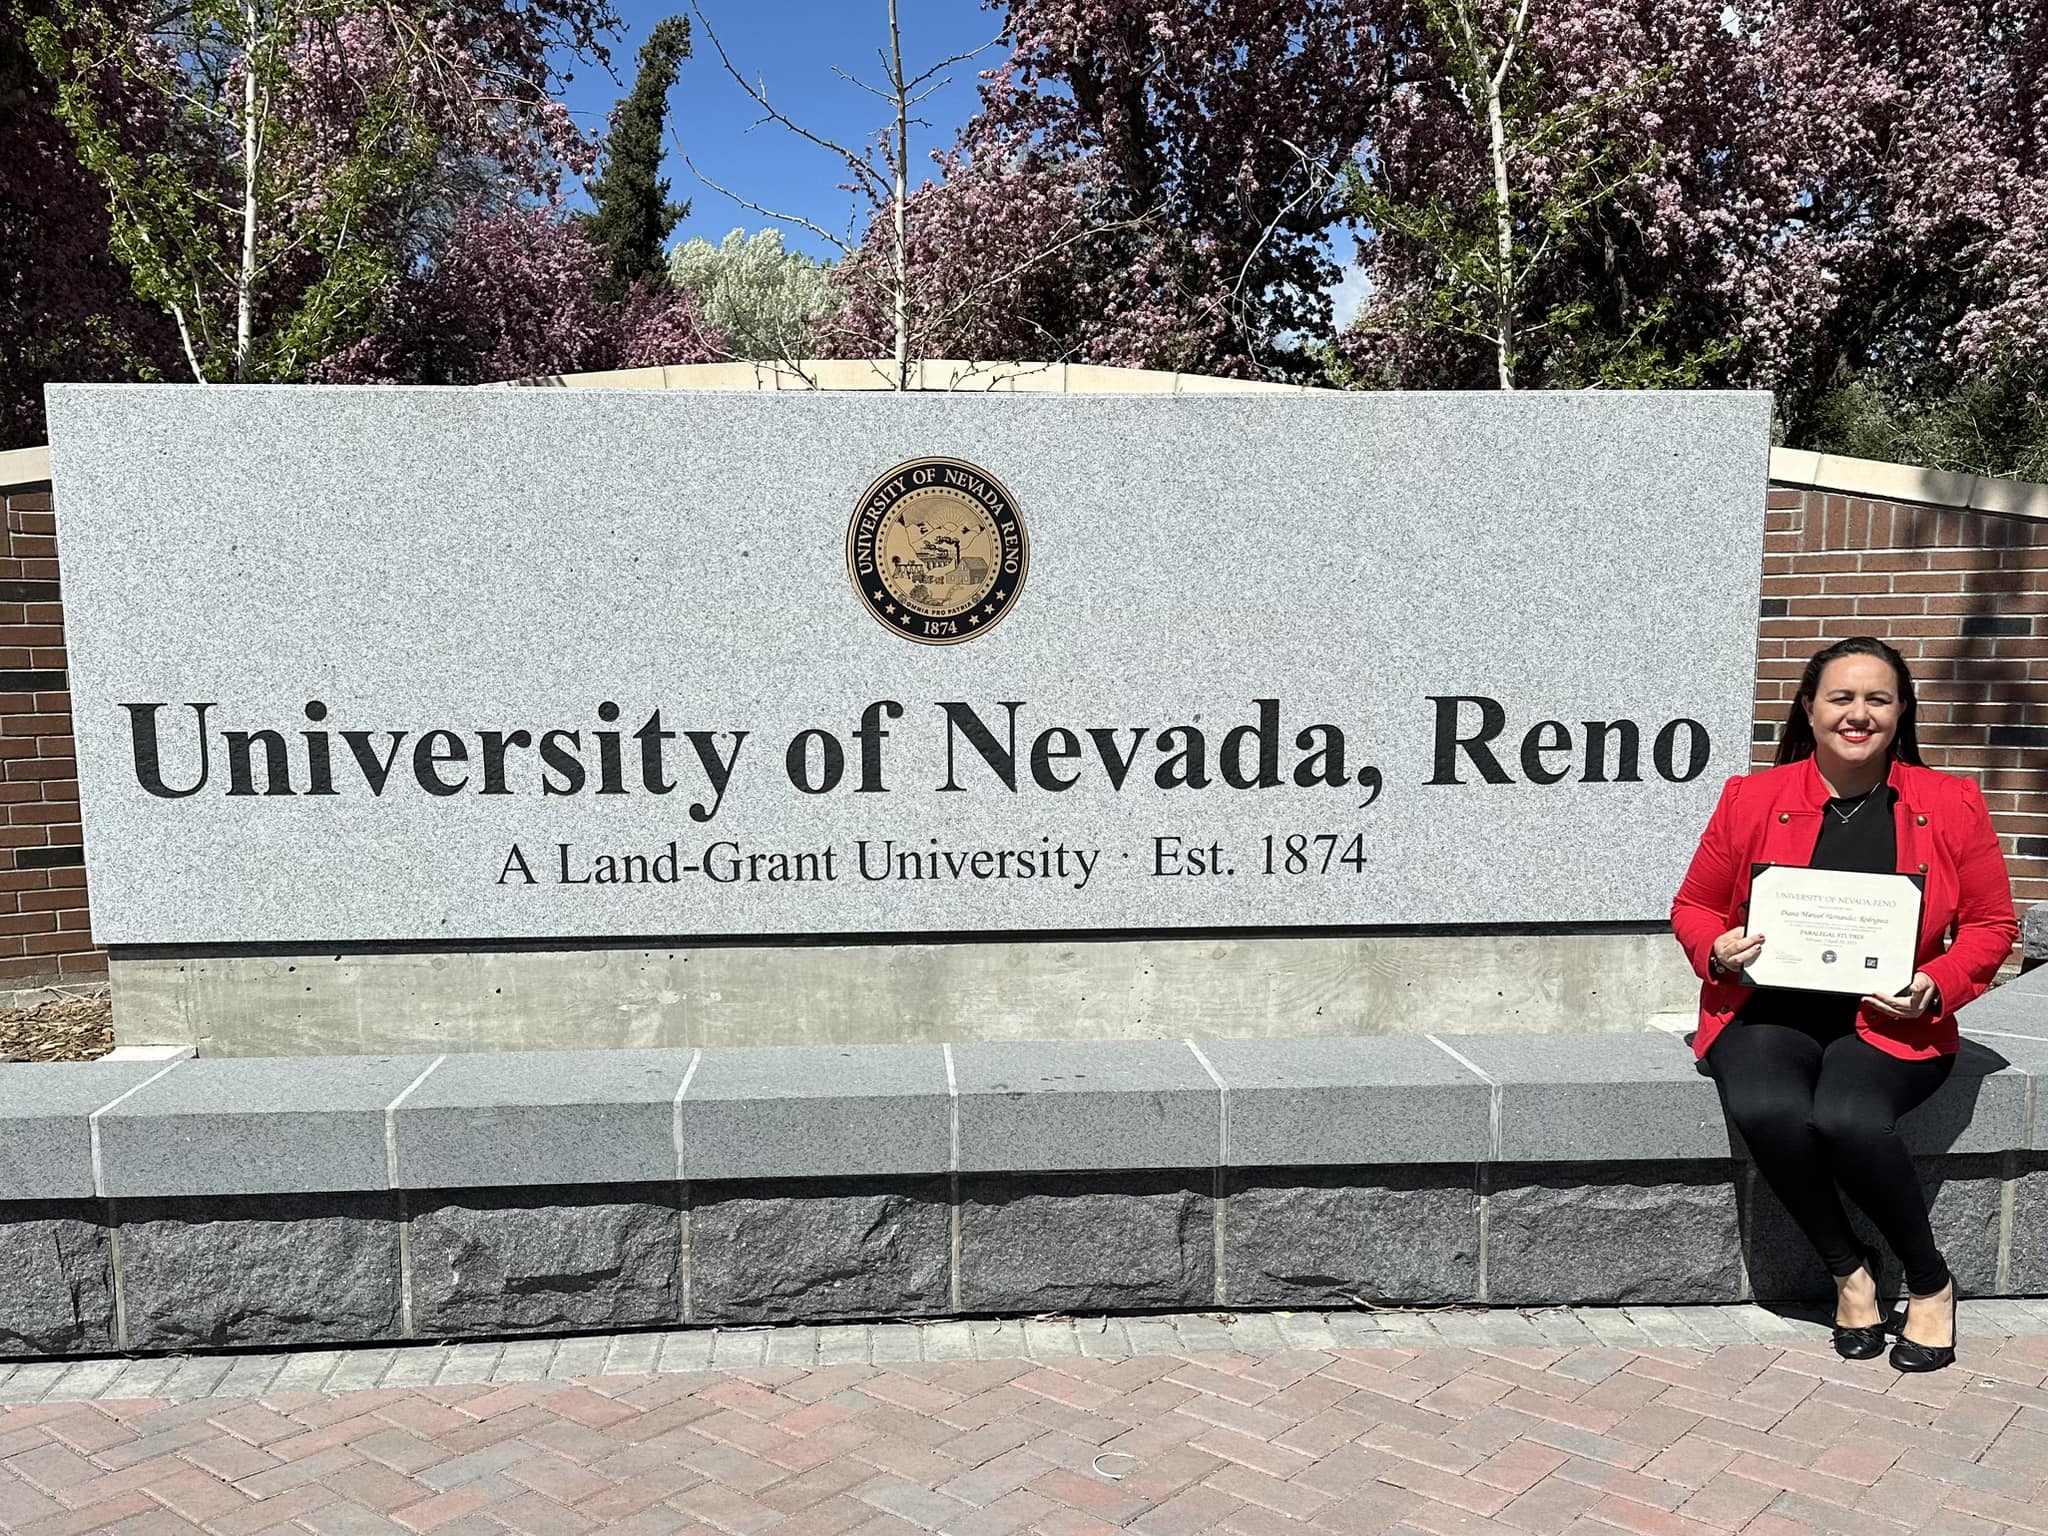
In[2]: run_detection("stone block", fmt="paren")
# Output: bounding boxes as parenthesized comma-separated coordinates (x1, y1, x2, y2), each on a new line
(1201, 1037, 1490, 1166)
(1223, 1166, 1479, 1306)
(1487, 1161, 1743, 1305)
(1440, 1032, 1730, 1160)
(1954, 963, 2048, 1037)
(409, 1186, 680, 1337)
(958, 1172, 1213, 1313)
(1744, 1155, 2006, 1302)
(49, 387, 1766, 951)
(0, 1202, 117, 1356)
(97, 1055, 436, 1197)
(2022, 902, 2048, 967)
(117, 1193, 402, 1350)
(2009, 1153, 2048, 1294)
(951, 1041, 1218, 1173)
(0, 1060, 181, 1199)
(1895, 1038, 2033, 1156)
(689, 1177, 950, 1324)
(679, 1044, 949, 1179)
(395, 1050, 692, 1189)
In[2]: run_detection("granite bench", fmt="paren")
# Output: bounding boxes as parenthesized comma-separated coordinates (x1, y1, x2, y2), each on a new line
(5, 967, 2048, 1358)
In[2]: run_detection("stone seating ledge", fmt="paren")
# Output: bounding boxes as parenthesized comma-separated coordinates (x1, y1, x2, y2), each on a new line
(6, 973, 2048, 1200)
(2, 967, 2045, 1358)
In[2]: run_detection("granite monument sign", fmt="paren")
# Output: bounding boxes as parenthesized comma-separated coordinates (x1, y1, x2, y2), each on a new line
(45, 385, 1768, 947)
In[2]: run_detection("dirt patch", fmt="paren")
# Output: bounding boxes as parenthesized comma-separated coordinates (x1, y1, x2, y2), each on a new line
(0, 993, 114, 1062)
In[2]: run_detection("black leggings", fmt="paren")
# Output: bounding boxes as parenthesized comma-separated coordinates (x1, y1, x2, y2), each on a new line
(1705, 1017, 1954, 1297)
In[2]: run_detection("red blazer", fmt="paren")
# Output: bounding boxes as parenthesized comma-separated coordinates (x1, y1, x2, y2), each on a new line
(1670, 755, 2017, 1062)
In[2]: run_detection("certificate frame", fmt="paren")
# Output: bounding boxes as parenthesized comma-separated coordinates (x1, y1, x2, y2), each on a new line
(1743, 863, 1925, 997)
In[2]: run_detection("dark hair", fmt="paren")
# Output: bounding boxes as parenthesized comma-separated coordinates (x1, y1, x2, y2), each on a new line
(1775, 636, 1924, 766)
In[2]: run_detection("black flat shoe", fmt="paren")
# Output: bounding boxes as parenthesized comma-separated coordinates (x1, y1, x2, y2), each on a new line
(1889, 1279, 1959, 1373)
(1832, 1240, 1890, 1360)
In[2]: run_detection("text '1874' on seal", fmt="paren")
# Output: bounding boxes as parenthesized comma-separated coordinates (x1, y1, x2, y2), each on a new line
(847, 457, 1028, 645)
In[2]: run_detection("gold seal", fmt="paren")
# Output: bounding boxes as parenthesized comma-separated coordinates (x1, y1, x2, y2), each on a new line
(846, 457, 1028, 645)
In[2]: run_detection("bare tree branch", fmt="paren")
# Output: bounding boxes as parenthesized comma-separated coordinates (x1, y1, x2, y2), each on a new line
(687, 1, 888, 197)
(682, 155, 858, 257)
(903, 35, 1003, 94)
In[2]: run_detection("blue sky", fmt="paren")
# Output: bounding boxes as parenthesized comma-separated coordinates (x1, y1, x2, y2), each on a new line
(558, 1, 1001, 263)
(556, 1, 1370, 327)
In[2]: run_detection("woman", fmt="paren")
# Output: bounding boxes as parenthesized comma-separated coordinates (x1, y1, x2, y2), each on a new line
(1670, 636, 2017, 1372)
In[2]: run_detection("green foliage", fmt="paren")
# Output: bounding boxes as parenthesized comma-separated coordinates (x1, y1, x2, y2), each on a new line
(668, 227, 835, 362)
(26, 0, 437, 382)
(583, 14, 690, 301)
(1341, 0, 1726, 390)
(1532, 296, 1739, 390)
(1801, 371, 2048, 483)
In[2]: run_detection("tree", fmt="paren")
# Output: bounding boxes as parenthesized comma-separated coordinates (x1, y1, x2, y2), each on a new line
(683, 0, 1003, 386)
(1336, 0, 1726, 390)
(1804, 371, 2048, 483)
(582, 14, 691, 302)
(1340, 0, 1765, 390)
(668, 228, 836, 362)
(24, 0, 617, 384)
(864, 0, 1394, 380)
(316, 201, 723, 384)
(1338, 0, 2048, 451)
(1, 0, 181, 447)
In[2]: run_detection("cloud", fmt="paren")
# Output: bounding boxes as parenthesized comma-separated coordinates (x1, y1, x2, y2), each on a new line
(1328, 264, 1372, 330)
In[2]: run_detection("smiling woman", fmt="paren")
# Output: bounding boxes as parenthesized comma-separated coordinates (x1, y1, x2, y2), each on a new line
(1670, 635, 2018, 1377)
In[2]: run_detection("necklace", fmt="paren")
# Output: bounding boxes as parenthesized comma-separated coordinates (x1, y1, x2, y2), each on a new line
(1828, 787, 1880, 823)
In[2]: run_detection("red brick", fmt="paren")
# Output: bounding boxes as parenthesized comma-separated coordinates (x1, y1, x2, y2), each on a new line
(9, 802, 79, 826)
(5, 757, 74, 780)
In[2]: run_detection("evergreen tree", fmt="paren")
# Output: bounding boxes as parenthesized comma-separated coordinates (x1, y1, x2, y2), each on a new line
(584, 15, 691, 301)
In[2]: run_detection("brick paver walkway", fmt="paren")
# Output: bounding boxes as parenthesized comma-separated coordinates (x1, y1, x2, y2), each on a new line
(4, 1305, 2048, 1535)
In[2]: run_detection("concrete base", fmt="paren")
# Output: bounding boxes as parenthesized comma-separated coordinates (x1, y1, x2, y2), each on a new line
(109, 930, 1697, 1055)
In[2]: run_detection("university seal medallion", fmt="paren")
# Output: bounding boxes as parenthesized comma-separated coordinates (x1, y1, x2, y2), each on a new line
(847, 457, 1027, 645)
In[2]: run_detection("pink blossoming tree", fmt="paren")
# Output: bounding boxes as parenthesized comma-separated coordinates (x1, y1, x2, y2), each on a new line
(23, 0, 618, 384)
(318, 201, 721, 383)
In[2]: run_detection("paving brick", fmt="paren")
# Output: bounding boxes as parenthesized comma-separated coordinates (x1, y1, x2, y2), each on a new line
(1585, 1492, 1728, 1536)
(390, 1484, 495, 1532)
(1124, 1479, 1247, 1535)
(1186, 1424, 1315, 1479)
(4, 1310, 2048, 1536)
(1674, 1468, 1776, 1528)
(1372, 1451, 1516, 1516)
(1204, 1458, 1332, 1519)
(1467, 1438, 1571, 1493)
(1495, 1473, 1603, 1534)
(203, 1483, 337, 1534)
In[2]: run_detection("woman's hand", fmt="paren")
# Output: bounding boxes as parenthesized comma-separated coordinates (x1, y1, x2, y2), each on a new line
(1709, 926, 1763, 980)
(1863, 971, 1941, 1020)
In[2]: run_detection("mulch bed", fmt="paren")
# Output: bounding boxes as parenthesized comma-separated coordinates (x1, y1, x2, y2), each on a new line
(0, 993, 113, 1062)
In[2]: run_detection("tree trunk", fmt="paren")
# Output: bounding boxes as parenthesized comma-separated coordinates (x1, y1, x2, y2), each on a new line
(1485, 66, 1513, 388)
(889, 0, 909, 390)
(1469, 0, 1529, 391)
(235, 0, 259, 382)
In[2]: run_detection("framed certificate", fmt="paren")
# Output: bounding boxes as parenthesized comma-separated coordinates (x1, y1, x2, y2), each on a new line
(1743, 864, 1925, 996)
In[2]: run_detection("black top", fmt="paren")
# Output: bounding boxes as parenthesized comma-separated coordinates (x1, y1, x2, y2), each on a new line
(1735, 784, 1898, 1032)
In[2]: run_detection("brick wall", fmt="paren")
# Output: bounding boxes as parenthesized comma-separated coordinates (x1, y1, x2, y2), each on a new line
(0, 482, 95, 985)
(0, 475, 2039, 987)
(1757, 487, 2048, 928)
